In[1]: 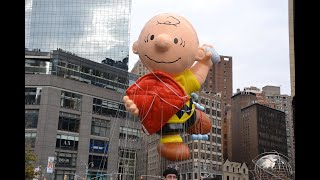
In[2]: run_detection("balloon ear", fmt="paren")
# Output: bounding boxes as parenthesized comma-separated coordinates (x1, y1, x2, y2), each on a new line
(132, 41, 139, 54)
(195, 47, 205, 61)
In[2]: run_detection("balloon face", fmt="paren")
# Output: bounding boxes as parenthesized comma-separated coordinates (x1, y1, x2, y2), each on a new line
(135, 13, 200, 76)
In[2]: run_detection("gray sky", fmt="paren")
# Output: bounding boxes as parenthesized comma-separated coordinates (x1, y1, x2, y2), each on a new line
(128, 0, 291, 95)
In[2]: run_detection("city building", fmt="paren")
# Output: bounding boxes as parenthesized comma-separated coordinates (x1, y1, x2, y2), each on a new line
(262, 85, 295, 172)
(25, 0, 132, 64)
(131, 59, 150, 76)
(202, 56, 233, 162)
(289, 0, 295, 98)
(230, 91, 288, 179)
(232, 86, 294, 174)
(288, 1, 295, 178)
(25, 49, 141, 180)
(222, 160, 249, 180)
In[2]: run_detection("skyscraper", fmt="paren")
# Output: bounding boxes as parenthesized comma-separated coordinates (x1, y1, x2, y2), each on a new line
(262, 85, 295, 173)
(25, 49, 141, 180)
(25, 0, 132, 64)
(25, 1, 136, 179)
(202, 55, 233, 161)
(230, 90, 288, 174)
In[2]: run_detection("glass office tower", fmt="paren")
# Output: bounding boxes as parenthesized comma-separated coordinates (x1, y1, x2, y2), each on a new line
(25, 0, 132, 63)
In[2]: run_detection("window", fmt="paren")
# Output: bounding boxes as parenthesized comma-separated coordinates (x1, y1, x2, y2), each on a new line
(25, 59, 50, 74)
(119, 126, 141, 141)
(226, 166, 229, 171)
(55, 170, 76, 180)
(60, 91, 82, 110)
(217, 128, 221, 135)
(91, 118, 111, 137)
(217, 111, 221, 118)
(217, 102, 221, 109)
(25, 110, 39, 128)
(217, 120, 222, 126)
(227, 176, 229, 180)
(211, 110, 216, 116)
(58, 112, 80, 133)
(55, 151, 77, 167)
(25, 132, 37, 148)
(217, 146, 222, 152)
(25, 87, 41, 105)
(89, 139, 109, 154)
(118, 148, 136, 177)
(88, 155, 108, 169)
(93, 98, 126, 118)
(217, 137, 221, 144)
(56, 134, 79, 150)
(243, 168, 246, 173)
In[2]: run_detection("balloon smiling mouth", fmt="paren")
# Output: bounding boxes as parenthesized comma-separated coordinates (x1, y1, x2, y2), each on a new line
(145, 55, 181, 64)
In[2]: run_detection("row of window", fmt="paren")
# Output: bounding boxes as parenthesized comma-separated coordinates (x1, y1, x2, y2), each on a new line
(25, 87, 42, 105)
(119, 126, 141, 141)
(118, 148, 136, 176)
(225, 166, 246, 174)
(53, 152, 109, 171)
(200, 98, 222, 109)
(25, 88, 127, 118)
(26, 110, 141, 142)
(51, 59, 129, 93)
(60, 91, 82, 110)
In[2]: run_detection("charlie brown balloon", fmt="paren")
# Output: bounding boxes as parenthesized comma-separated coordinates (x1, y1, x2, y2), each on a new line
(124, 13, 219, 161)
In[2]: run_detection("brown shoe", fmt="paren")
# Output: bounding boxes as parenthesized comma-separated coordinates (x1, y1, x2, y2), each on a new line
(157, 142, 190, 161)
(187, 109, 212, 134)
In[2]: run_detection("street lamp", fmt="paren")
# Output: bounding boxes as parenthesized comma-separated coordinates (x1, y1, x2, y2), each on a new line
(37, 162, 56, 180)
(82, 162, 94, 180)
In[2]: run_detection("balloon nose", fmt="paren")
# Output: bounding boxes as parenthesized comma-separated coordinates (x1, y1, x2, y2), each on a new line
(154, 34, 171, 52)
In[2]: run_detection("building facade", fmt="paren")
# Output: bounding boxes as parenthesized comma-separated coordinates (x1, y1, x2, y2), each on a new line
(262, 85, 295, 172)
(288, 0, 295, 177)
(25, 0, 132, 64)
(240, 103, 287, 170)
(131, 59, 150, 76)
(25, 49, 141, 180)
(202, 56, 233, 162)
(231, 91, 288, 179)
(222, 160, 249, 180)
(289, 0, 295, 98)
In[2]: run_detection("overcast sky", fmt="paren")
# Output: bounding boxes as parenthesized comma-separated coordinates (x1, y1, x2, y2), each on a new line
(128, 0, 291, 95)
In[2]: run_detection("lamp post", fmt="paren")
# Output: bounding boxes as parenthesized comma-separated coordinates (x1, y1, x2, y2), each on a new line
(36, 165, 46, 180)
(82, 162, 94, 180)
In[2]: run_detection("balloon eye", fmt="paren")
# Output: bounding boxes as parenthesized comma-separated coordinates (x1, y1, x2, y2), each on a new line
(174, 38, 178, 44)
(150, 35, 154, 40)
